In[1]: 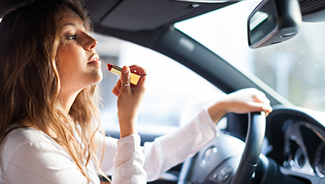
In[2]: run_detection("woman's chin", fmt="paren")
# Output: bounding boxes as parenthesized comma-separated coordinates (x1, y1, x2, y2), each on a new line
(90, 70, 103, 83)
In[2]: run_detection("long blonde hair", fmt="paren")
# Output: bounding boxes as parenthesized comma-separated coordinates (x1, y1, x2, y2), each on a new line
(0, 0, 105, 182)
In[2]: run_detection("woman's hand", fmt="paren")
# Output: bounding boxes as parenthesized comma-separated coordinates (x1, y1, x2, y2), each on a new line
(208, 88, 272, 124)
(112, 65, 147, 138)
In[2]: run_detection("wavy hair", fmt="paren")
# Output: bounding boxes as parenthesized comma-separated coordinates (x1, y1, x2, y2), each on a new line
(0, 0, 105, 182)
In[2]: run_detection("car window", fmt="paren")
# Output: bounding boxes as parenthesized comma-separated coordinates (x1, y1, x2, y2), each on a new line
(175, 1, 325, 112)
(92, 33, 224, 130)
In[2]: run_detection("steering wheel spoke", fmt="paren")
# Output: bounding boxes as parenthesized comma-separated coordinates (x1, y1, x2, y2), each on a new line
(178, 112, 266, 184)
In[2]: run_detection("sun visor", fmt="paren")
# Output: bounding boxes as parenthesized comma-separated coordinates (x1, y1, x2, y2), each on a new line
(85, 0, 120, 23)
(100, 0, 194, 31)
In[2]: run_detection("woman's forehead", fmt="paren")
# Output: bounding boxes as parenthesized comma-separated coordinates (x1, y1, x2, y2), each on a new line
(59, 8, 84, 30)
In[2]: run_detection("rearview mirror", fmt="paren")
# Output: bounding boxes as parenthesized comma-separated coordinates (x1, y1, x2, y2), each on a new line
(247, 0, 302, 49)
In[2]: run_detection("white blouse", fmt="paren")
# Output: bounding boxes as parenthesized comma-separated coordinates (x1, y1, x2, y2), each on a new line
(0, 108, 217, 184)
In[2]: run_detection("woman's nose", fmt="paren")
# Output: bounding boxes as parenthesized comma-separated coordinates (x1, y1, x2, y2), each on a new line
(83, 34, 98, 50)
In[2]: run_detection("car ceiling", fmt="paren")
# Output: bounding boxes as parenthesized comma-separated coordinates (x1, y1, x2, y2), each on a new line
(2, 0, 325, 42)
(2, 0, 325, 29)
(0, 0, 235, 31)
(0, 0, 236, 47)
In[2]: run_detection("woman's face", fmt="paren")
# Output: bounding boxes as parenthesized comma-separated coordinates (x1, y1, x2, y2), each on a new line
(56, 8, 102, 95)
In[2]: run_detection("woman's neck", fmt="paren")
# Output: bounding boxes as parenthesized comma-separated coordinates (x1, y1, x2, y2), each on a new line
(59, 90, 80, 114)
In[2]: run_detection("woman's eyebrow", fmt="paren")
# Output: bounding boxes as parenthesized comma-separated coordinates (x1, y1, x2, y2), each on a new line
(60, 22, 86, 31)
(60, 22, 76, 30)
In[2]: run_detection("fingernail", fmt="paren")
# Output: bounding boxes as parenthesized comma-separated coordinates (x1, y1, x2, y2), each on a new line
(122, 66, 128, 74)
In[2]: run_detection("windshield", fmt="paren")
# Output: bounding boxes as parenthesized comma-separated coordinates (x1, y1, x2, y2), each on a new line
(175, 1, 325, 112)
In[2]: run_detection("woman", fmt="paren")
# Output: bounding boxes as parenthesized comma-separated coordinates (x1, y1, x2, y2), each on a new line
(0, 0, 272, 183)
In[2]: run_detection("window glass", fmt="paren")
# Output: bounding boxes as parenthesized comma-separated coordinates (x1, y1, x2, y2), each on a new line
(175, 1, 325, 112)
(92, 33, 224, 130)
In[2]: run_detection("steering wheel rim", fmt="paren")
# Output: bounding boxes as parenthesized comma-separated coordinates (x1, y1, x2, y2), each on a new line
(230, 111, 266, 184)
(178, 111, 266, 184)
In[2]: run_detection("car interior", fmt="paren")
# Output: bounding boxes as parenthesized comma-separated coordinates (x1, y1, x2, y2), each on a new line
(2, 0, 325, 183)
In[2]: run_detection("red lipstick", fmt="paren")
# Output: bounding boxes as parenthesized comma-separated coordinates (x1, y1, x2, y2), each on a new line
(88, 54, 101, 65)
(107, 63, 141, 85)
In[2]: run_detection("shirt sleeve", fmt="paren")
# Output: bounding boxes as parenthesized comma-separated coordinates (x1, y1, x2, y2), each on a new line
(111, 134, 147, 184)
(4, 141, 90, 184)
(100, 107, 217, 182)
(142, 107, 217, 181)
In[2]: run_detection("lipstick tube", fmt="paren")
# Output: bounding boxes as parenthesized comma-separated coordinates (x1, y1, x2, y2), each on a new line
(107, 63, 141, 85)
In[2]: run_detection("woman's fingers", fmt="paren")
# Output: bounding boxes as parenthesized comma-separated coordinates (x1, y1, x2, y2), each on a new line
(129, 65, 147, 88)
(112, 66, 132, 96)
(208, 88, 273, 124)
(129, 65, 147, 75)
(112, 79, 122, 96)
(112, 65, 147, 96)
(224, 88, 272, 115)
(253, 90, 270, 104)
(253, 90, 272, 113)
(120, 66, 131, 92)
(247, 101, 272, 114)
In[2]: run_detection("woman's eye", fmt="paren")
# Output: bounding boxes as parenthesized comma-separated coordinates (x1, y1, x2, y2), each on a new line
(66, 35, 76, 40)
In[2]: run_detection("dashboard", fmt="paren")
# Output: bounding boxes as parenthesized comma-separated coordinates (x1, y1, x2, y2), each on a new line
(266, 106, 325, 184)
(283, 120, 324, 176)
(178, 106, 325, 184)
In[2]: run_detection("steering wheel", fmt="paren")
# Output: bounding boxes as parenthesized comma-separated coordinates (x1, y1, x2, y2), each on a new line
(178, 112, 266, 184)
(230, 112, 266, 184)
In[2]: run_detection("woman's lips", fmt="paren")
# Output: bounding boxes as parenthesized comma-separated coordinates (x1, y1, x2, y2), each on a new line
(88, 54, 101, 65)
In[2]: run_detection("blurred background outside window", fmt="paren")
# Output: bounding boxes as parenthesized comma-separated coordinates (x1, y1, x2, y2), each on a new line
(176, 0, 325, 112)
